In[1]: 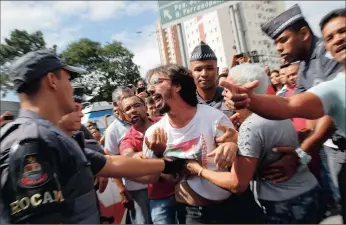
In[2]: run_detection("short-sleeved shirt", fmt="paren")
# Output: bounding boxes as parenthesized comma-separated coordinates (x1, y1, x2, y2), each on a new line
(120, 117, 175, 198)
(276, 85, 288, 97)
(308, 72, 346, 137)
(295, 35, 343, 94)
(197, 86, 232, 117)
(143, 104, 235, 201)
(237, 113, 318, 201)
(104, 117, 131, 155)
(117, 124, 148, 191)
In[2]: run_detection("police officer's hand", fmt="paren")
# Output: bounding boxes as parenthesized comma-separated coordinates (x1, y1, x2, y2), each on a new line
(221, 79, 259, 110)
(145, 128, 167, 157)
(162, 157, 186, 174)
(119, 189, 134, 209)
(215, 124, 238, 144)
(259, 147, 299, 183)
(207, 142, 238, 170)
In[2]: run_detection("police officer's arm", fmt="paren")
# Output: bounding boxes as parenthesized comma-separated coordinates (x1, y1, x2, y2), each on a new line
(83, 147, 183, 178)
(98, 155, 165, 178)
(244, 92, 325, 120)
(2, 140, 65, 224)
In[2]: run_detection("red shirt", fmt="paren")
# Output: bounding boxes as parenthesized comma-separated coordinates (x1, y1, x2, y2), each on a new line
(285, 87, 306, 131)
(119, 117, 175, 200)
(267, 85, 276, 95)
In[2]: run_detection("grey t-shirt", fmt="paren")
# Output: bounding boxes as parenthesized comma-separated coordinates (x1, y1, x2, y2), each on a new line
(237, 113, 318, 201)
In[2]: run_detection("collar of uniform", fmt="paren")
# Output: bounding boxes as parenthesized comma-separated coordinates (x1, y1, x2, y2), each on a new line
(18, 109, 46, 120)
(196, 86, 224, 104)
(309, 35, 323, 60)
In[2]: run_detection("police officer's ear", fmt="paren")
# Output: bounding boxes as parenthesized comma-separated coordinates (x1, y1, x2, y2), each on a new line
(299, 26, 311, 42)
(45, 71, 60, 91)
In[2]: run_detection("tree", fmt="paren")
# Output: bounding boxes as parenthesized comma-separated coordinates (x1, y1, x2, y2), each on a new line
(0, 29, 46, 97)
(62, 38, 141, 102)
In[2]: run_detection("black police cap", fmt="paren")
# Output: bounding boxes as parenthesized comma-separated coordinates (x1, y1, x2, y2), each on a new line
(190, 41, 217, 62)
(261, 4, 305, 39)
(10, 49, 87, 91)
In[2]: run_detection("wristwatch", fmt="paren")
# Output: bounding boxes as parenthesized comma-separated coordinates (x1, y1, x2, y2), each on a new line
(295, 147, 312, 165)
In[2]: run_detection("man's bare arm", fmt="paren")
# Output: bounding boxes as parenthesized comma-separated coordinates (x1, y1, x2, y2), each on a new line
(248, 92, 325, 120)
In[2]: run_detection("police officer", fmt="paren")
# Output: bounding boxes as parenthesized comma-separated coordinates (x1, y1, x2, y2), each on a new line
(225, 4, 343, 217)
(262, 5, 345, 209)
(0, 49, 185, 224)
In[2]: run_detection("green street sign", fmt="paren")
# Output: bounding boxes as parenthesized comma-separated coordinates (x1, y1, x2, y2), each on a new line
(157, 1, 175, 8)
(158, 0, 236, 27)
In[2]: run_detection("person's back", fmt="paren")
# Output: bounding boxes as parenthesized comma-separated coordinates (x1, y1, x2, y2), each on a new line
(239, 113, 318, 200)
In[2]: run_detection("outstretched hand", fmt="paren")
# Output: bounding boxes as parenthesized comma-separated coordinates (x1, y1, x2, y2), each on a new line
(220, 79, 259, 110)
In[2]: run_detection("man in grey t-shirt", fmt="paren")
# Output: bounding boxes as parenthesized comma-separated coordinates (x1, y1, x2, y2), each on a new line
(238, 113, 318, 201)
(237, 113, 321, 223)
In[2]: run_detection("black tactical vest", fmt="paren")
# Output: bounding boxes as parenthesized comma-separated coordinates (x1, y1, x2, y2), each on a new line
(0, 112, 101, 224)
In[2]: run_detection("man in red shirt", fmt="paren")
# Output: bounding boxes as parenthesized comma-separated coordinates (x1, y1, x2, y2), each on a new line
(284, 62, 307, 131)
(119, 95, 179, 224)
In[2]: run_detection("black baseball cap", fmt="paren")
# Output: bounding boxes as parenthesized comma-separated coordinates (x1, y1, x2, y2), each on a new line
(10, 49, 87, 91)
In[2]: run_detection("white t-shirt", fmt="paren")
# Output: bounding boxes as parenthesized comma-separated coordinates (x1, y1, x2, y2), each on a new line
(104, 117, 131, 155)
(143, 104, 234, 201)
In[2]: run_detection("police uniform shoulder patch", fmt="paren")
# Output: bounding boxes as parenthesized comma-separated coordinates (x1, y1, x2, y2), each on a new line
(20, 155, 49, 187)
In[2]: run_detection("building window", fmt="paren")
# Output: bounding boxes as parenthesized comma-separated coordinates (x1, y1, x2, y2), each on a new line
(209, 20, 211, 24)
(216, 37, 219, 42)
(220, 57, 223, 63)
(215, 27, 217, 32)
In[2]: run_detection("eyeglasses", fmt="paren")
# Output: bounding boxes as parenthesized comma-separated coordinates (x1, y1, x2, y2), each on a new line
(149, 77, 171, 87)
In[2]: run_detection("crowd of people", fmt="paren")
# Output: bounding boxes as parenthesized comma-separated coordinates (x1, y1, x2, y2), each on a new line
(0, 4, 345, 225)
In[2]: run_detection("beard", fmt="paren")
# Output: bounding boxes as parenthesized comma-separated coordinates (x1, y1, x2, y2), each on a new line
(157, 88, 173, 114)
(158, 103, 171, 114)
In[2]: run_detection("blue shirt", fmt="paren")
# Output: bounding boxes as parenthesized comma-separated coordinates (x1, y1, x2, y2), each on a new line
(308, 72, 345, 137)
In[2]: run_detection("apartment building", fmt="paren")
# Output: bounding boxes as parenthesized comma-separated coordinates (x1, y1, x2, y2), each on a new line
(157, 1, 285, 70)
(156, 21, 182, 65)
